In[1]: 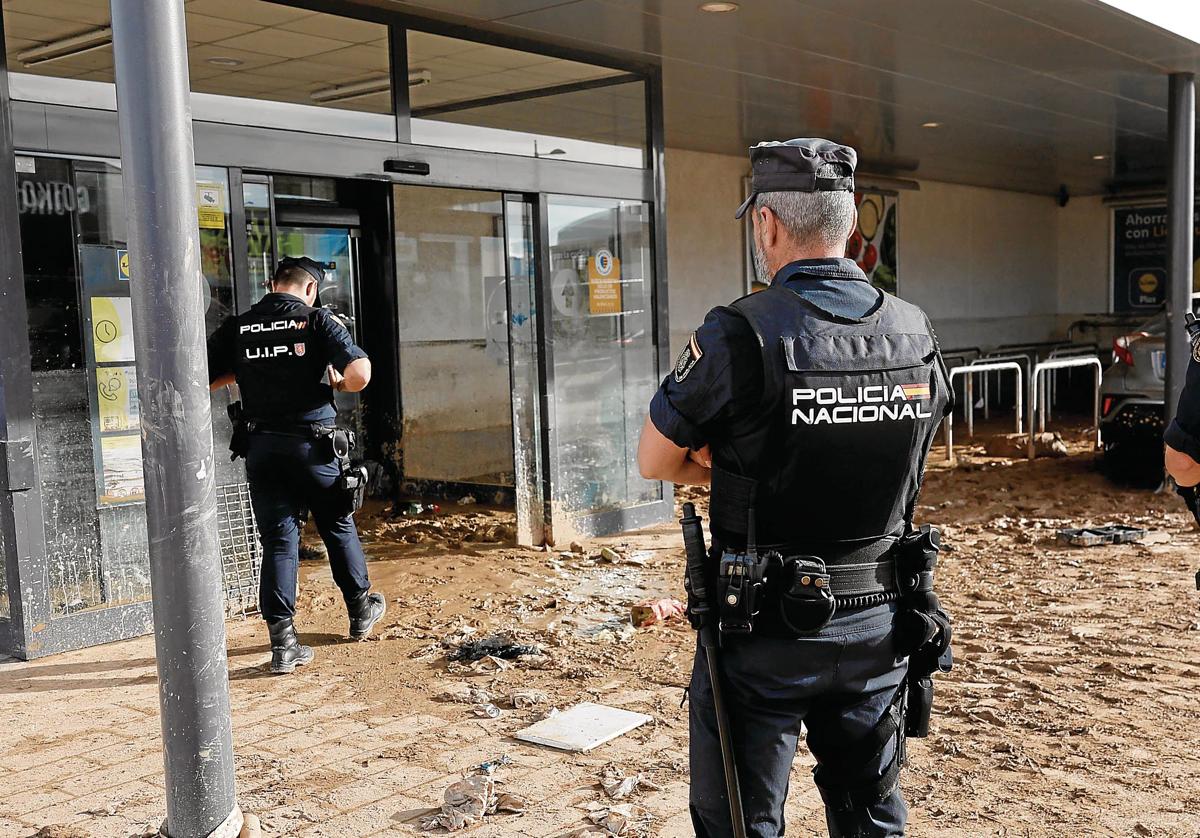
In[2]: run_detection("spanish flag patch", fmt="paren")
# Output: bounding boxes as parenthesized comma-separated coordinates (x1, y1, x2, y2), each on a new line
(900, 382, 931, 400)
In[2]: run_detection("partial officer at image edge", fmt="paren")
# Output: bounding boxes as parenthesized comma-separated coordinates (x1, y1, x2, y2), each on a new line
(208, 255, 385, 674)
(1163, 312, 1200, 586)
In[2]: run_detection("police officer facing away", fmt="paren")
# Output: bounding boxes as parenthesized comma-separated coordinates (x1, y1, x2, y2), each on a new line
(639, 139, 952, 837)
(208, 256, 386, 674)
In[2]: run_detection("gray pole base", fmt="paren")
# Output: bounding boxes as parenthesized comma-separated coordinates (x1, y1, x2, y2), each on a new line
(160, 807, 254, 838)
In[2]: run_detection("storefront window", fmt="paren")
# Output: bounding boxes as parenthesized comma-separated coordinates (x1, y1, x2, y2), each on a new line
(16, 155, 235, 616)
(545, 195, 661, 517)
(5, 1, 394, 140)
(408, 31, 647, 168)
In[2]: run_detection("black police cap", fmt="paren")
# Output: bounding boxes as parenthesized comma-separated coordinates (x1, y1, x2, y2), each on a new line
(274, 256, 326, 286)
(735, 138, 857, 219)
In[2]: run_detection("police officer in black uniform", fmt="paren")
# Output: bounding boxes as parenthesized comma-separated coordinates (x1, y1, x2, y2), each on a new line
(1164, 317, 1200, 532)
(208, 256, 385, 674)
(639, 139, 953, 837)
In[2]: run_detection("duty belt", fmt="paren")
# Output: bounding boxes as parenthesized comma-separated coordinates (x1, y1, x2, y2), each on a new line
(821, 559, 899, 599)
(246, 420, 335, 438)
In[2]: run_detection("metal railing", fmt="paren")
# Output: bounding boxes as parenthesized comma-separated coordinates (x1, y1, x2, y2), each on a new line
(1043, 344, 1100, 421)
(970, 352, 1033, 421)
(1027, 356, 1103, 459)
(943, 361, 1024, 462)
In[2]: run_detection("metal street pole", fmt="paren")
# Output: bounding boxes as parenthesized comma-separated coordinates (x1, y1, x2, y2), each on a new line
(1165, 72, 1195, 433)
(109, 2, 242, 836)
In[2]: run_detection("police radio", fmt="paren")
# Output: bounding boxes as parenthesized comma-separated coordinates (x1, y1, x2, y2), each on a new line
(1186, 312, 1200, 364)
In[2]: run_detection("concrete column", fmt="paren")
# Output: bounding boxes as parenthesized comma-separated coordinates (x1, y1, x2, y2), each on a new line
(1165, 72, 1196, 432)
(109, 2, 241, 836)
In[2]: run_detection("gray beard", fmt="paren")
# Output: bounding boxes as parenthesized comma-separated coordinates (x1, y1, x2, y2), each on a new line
(753, 240, 772, 285)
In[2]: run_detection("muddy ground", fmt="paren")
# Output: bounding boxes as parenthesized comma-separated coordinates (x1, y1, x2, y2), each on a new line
(5, 425, 1200, 837)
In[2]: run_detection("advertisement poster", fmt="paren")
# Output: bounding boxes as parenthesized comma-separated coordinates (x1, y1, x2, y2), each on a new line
(1111, 206, 1200, 312)
(98, 434, 144, 505)
(96, 366, 140, 433)
(91, 296, 135, 363)
(847, 191, 898, 294)
(587, 248, 623, 315)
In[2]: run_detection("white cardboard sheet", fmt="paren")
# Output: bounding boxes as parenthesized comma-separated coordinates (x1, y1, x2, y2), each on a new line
(515, 702, 652, 752)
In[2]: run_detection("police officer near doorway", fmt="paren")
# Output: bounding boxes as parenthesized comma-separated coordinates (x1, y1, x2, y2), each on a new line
(208, 256, 385, 674)
(639, 139, 953, 837)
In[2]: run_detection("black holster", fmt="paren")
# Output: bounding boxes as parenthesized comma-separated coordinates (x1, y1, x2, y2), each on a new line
(227, 401, 249, 461)
(312, 425, 365, 516)
(895, 524, 953, 738)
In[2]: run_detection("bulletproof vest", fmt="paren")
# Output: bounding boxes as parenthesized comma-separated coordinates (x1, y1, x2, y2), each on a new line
(234, 295, 336, 423)
(709, 285, 950, 559)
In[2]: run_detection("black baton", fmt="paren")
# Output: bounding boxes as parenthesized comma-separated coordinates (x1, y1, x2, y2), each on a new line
(681, 502, 747, 838)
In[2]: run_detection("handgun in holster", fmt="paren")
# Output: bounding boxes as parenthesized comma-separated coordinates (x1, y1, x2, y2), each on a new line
(227, 401, 250, 461)
(313, 425, 367, 515)
(895, 524, 953, 738)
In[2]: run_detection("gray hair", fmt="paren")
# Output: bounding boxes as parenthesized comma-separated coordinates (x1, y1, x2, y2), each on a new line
(754, 163, 856, 249)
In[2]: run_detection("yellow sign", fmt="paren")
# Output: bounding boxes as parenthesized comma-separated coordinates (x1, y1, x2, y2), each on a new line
(196, 183, 226, 230)
(91, 297, 136, 363)
(98, 433, 145, 505)
(97, 366, 139, 433)
(117, 249, 130, 281)
(587, 248, 622, 315)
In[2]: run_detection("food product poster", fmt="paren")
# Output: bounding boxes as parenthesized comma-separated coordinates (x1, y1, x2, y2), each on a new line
(1111, 206, 1200, 313)
(91, 296, 136, 363)
(98, 433, 145, 505)
(97, 366, 140, 433)
(847, 191, 898, 294)
(587, 248, 623, 315)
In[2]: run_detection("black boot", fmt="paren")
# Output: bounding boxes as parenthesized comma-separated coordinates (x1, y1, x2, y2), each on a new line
(267, 618, 314, 674)
(347, 590, 386, 640)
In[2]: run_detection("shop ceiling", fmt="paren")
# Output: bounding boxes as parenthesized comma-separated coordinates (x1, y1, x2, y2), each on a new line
(368, 0, 1200, 197)
(6, 0, 1200, 196)
(1, 0, 625, 116)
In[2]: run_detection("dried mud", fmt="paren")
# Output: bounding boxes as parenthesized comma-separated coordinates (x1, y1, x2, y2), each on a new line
(5, 425, 1200, 837)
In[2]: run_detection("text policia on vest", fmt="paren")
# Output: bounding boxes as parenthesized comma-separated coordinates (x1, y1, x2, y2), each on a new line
(791, 382, 934, 426)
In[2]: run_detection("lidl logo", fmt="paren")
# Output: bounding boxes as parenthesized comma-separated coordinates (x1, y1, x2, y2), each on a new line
(117, 249, 130, 281)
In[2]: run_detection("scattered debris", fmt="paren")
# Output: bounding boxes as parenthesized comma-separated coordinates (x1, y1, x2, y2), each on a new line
(449, 634, 541, 662)
(569, 541, 586, 553)
(516, 702, 653, 752)
(35, 827, 92, 838)
(983, 432, 1069, 459)
(582, 801, 654, 836)
(599, 764, 661, 800)
(457, 494, 477, 506)
(630, 597, 687, 628)
(1056, 525, 1147, 547)
(437, 686, 492, 705)
(473, 703, 502, 719)
(477, 754, 512, 775)
(581, 619, 636, 645)
(420, 774, 526, 832)
(510, 689, 549, 709)
(598, 546, 653, 566)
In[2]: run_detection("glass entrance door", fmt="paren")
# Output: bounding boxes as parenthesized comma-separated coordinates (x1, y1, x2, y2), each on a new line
(539, 194, 668, 539)
(274, 226, 360, 340)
